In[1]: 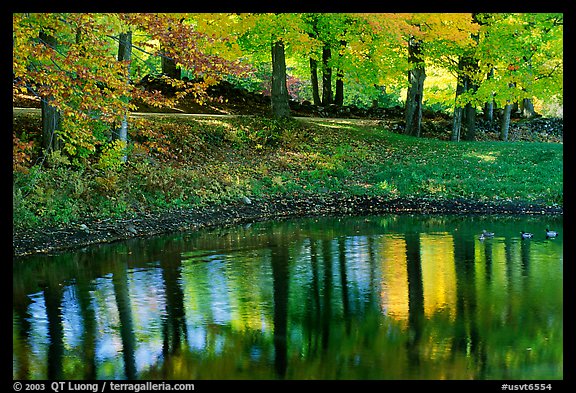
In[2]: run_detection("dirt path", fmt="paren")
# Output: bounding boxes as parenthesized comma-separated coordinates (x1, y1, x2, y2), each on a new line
(12, 107, 382, 126)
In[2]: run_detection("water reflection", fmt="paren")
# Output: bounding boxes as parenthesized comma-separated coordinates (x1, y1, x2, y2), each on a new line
(13, 215, 563, 380)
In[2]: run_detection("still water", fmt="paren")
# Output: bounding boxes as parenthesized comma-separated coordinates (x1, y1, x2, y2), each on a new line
(13, 214, 563, 380)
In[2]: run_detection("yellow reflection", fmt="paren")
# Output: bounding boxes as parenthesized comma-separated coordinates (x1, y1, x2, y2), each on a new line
(380, 235, 409, 325)
(420, 233, 457, 320)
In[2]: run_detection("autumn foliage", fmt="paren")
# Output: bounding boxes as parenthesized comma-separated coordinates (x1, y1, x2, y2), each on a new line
(13, 12, 563, 170)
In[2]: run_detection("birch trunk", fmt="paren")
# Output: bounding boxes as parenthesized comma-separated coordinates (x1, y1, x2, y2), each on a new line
(114, 31, 132, 163)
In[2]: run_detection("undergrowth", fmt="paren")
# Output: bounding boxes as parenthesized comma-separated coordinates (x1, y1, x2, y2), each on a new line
(12, 115, 563, 229)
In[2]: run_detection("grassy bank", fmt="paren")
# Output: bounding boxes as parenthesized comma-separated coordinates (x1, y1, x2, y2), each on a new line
(13, 115, 563, 230)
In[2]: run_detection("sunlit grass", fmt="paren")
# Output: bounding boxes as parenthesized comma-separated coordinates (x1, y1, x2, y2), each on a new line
(12, 116, 563, 229)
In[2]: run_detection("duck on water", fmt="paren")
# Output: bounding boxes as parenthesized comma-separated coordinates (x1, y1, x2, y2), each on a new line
(479, 230, 495, 241)
(521, 231, 534, 239)
(546, 228, 559, 238)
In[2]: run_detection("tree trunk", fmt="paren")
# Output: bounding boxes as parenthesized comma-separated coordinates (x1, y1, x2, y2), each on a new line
(521, 98, 536, 118)
(404, 37, 425, 137)
(520, 54, 536, 119)
(333, 40, 346, 106)
(452, 52, 479, 141)
(39, 30, 62, 152)
(161, 51, 181, 80)
(271, 40, 291, 118)
(452, 107, 464, 142)
(451, 59, 467, 142)
(500, 82, 516, 141)
(161, 26, 181, 80)
(114, 31, 132, 163)
(463, 103, 477, 141)
(41, 97, 62, 152)
(484, 67, 495, 123)
(321, 45, 332, 106)
(462, 14, 480, 141)
(500, 103, 513, 141)
(334, 69, 344, 106)
(309, 58, 321, 106)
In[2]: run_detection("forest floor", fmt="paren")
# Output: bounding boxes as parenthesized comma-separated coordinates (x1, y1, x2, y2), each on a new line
(12, 79, 564, 257)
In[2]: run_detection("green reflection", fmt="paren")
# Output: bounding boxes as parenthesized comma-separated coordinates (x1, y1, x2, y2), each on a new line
(13, 215, 563, 380)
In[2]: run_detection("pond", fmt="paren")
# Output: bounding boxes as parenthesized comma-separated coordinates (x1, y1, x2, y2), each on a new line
(13, 214, 563, 380)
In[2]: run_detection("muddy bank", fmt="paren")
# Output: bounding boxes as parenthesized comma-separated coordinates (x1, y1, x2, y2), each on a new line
(13, 194, 562, 258)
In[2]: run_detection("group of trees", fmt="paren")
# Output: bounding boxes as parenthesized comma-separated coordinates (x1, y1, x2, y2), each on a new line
(13, 13, 563, 166)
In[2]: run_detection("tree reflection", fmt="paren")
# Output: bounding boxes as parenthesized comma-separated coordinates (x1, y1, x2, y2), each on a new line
(270, 243, 290, 379)
(112, 261, 137, 380)
(43, 282, 64, 380)
(13, 298, 33, 379)
(338, 237, 351, 335)
(483, 237, 493, 283)
(405, 231, 424, 368)
(13, 215, 563, 380)
(520, 237, 531, 276)
(321, 240, 333, 354)
(75, 273, 97, 379)
(161, 249, 188, 357)
(305, 240, 322, 357)
(452, 230, 485, 377)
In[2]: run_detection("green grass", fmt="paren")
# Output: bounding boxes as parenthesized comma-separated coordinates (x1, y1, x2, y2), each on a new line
(12, 115, 563, 229)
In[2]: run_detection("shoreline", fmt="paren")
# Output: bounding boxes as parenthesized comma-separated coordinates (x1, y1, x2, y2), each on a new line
(12, 194, 563, 258)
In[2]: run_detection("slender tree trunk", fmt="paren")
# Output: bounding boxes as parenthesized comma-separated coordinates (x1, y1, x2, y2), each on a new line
(321, 45, 332, 106)
(451, 59, 467, 142)
(484, 67, 495, 123)
(452, 107, 464, 142)
(462, 14, 480, 141)
(114, 31, 132, 163)
(309, 58, 321, 106)
(271, 40, 291, 118)
(404, 37, 425, 137)
(39, 30, 62, 153)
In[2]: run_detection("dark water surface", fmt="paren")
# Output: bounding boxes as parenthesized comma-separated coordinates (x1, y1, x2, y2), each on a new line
(13, 214, 563, 380)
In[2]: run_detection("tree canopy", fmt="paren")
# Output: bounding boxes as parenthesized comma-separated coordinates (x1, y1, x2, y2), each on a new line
(13, 12, 563, 164)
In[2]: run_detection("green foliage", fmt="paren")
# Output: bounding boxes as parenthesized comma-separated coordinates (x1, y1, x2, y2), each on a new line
(95, 140, 127, 171)
(233, 117, 289, 148)
(12, 115, 563, 230)
(13, 12, 563, 174)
